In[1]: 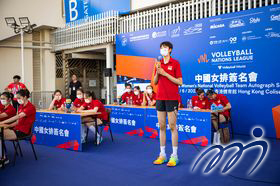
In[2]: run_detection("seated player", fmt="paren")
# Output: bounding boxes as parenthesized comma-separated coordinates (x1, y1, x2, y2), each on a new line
(207, 89, 231, 145)
(0, 89, 36, 166)
(121, 83, 134, 104)
(133, 86, 143, 106)
(0, 92, 16, 121)
(142, 85, 157, 106)
(72, 89, 85, 111)
(191, 88, 210, 110)
(48, 90, 66, 111)
(77, 91, 108, 145)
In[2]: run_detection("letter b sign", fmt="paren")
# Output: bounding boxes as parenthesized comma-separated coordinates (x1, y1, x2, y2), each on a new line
(69, 0, 78, 21)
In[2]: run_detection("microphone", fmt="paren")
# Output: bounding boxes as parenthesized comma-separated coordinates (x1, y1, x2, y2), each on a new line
(156, 56, 162, 68)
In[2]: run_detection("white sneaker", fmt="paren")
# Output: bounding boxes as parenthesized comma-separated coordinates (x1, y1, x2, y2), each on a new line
(213, 132, 218, 145)
(97, 136, 103, 145)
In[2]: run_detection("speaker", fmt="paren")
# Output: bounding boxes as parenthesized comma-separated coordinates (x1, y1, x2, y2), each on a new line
(104, 68, 112, 77)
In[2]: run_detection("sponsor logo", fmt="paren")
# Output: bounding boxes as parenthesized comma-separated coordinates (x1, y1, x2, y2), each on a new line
(229, 37, 237, 44)
(229, 19, 245, 28)
(171, 26, 181, 38)
(121, 36, 127, 46)
(129, 34, 150, 42)
(198, 54, 209, 63)
(242, 31, 253, 35)
(152, 31, 167, 39)
(192, 127, 269, 175)
(265, 32, 280, 38)
(271, 14, 280, 21)
(168, 66, 173, 70)
(183, 25, 203, 35)
(210, 24, 225, 29)
(249, 17, 261, 24)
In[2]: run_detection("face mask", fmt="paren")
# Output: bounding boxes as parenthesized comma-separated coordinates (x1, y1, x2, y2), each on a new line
(85, 99, 90, 104)
(18, 99, 24, 105)
(134, 91, 139, 96)
(126, 89, 131, 93)
(147, 89, 153, 94)
(77, 95, 83, 99)
(1, 100, 7, 105)
(160, 48, 169, 57)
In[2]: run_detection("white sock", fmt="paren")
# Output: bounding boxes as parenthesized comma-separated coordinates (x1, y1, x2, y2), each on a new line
(89, 126, 100, 138)
(171, 146, 178, 158)
(160, 146, 166, 157)
(216, 131, 221, 145)
(81, 125, 86, 142)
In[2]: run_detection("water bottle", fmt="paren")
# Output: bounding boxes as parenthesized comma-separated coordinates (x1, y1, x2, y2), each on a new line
(187, 99, 192, 109)
(38, 99, 43, 110)
(211, 103, 217, 111)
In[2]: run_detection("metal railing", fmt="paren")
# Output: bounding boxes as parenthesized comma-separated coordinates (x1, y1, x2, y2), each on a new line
(52, 10, 119, 51)
(52, 0, 280, 51)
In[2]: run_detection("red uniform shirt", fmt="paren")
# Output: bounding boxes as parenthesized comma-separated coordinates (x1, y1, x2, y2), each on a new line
(73, 98, 84, 108)
(0, 104, 16, 121)
(209, 94, 230, 118)
(133, 93, 143, 106)
(54, 98, 66, 109)
(7, 82, 26, 100)
(121, 92, 134, 104)
(155, 57, 182, 100)
(82, 100, 108, 121)
(191, 96, 210, 109)
(14, 101, 36, 134)
(0, 103, 3, 110)
(144, 93, 157, 106)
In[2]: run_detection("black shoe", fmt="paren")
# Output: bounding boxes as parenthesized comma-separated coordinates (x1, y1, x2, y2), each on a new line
(0, 158, 9, 168)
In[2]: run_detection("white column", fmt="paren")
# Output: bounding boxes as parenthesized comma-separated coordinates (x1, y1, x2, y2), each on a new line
(20, 29, 25, 83)
(106, 44, 114, 104)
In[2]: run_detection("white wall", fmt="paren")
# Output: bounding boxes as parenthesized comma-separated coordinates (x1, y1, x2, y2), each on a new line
(131, 0, 175, 11)
(0, 0, 65, 41)
(0, 46, 33, 93)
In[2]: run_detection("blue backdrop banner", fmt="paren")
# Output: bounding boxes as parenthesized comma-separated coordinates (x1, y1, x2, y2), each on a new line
(116, 5, 280, 138)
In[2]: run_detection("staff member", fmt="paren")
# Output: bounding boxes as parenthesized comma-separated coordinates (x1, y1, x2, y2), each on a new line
(0, 92, 16, 121)
(121, 83, 134, 104)
(69, 74, 82, 102)
(207, 89, 231, 145)
(48, 90, 66, 111)
(5, 75, 27, 109)
(191, 88, 210, 110)
(142, 85, 157, 106)
(153, 41, 183, 167)
(0, 89, 36, 165)
(133, 86, 143, 106)
(77, 91, 108, 145)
